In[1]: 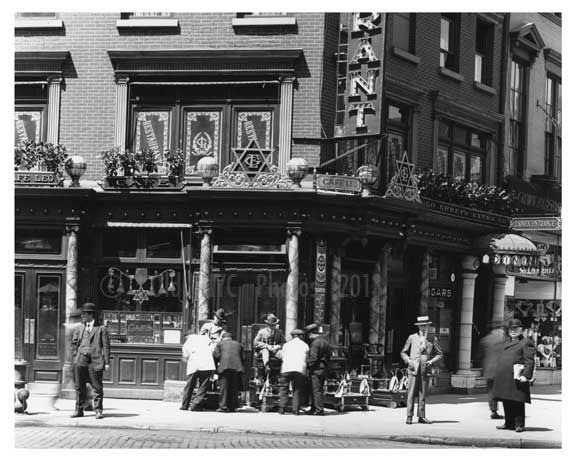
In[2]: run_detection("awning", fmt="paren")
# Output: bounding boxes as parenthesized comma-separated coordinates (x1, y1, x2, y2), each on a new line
(105, 222, 192, 229)
(475, 233, 539, 255)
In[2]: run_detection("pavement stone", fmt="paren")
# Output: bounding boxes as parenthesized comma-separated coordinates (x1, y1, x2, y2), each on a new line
(14, 384, 562, 448)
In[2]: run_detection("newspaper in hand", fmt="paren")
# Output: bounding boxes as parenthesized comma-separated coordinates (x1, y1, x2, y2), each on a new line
(513, 364, 525, 380)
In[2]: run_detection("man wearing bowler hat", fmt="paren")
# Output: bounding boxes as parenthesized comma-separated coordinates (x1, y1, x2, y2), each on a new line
(400, 315, 443, 425)
(200, 307, 227, 350)
(253, 313, 285, 368)
(304, 323, 331, 415)
(70, 302, 111, 419)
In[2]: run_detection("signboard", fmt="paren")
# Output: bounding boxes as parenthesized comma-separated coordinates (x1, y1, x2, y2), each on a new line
(429, 287, 453, 299)
(510, 217, 561, 231)
(313, 239, 327, 325)
(316, 174, 362, 193)
(341, 13, 385, 136)
(421, 198, 510, 227)
(15, 171, 60, 186)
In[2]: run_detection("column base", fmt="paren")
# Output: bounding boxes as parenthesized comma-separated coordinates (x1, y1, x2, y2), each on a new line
(450, 371, 487, 394)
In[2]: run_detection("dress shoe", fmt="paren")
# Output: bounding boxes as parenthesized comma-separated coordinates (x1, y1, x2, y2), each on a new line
(189, 406, 202, 412)
(418, 417, 432, 424)
(216, 408, 229, 413)
(490, 412, 504, 419)
(313, 410, 324, 416)
(515, 426, 524, 433)
(406, 418, 412, 425)
(278, 408, 285, 415)
(179, 406, 188, 411)
(496, 424, 514, 430)
(95, 410, 103, 420)
(305, 408, 316, 415)
(293, 410, 300, 416)
(70, 410, 84, 418)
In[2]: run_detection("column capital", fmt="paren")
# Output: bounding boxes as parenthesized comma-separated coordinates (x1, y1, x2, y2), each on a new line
(197, 225, 213, 236)
(493, 274, 508, 285)
(286, 226, 302, 238)
(65, 217, 81, 234)
(47, 75, 62, 85)
(461, 271, 479, 280)
(461, 255, 480, 272)
(115, 75, 130, 85)
(279, 75, 296, 84)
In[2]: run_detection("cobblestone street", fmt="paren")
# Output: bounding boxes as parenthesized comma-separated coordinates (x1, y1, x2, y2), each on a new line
(15, 426, 450, 449)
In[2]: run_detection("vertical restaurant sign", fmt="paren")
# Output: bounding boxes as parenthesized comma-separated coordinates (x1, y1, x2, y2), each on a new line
(344, 13, 385, 136)
(313, 239, 327, 325)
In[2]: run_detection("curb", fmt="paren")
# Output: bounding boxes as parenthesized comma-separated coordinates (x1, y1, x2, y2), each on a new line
(15, 419, 562, 449)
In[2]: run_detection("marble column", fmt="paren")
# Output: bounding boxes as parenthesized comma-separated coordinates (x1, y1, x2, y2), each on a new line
(278, 76, 295, 175)
(114, 76, 129, 152)
(419, 249, 430, 316)
(46, 76, 62, 144)
(62, 220, 81, 392)
(197, 226, 212, 322)
(285, 227, 301, 337)
(377, 246, 391, 350)
(329, 249, 342, 346)
(451, 256, 479, 392)
(491, 265, 508, 326)
(368, 260, 380, 346)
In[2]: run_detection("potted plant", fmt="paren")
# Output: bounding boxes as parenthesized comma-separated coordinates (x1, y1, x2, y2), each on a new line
(165, 149, 186, 185)
(14, 141, 68, 186)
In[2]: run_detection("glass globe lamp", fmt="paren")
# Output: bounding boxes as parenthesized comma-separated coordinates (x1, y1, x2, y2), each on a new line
(65, 155, 87, 187)
(356, 164, 378, 197)
(286, 157, 308, 188)
(196, 156, 219, 187)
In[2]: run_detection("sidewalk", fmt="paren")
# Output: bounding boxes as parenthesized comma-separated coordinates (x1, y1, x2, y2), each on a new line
(15, 385, 562, 448)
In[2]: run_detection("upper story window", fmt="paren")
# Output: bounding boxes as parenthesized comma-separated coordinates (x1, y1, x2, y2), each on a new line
(475, 19, 494, 86)
(385, 101, 411, 181)
(508, 59, 527, 177)
(121, 12, 172, 18)
(117, 12, 177, 29)
(128, 84, 279, 175)
(14, 82, 47, 147)
(545, 75, 562, 179)
(233, 12, 296, 27)
(392, 13, 416, 54)
(435, 119, 488, 184)
(440, 13, 460, 72)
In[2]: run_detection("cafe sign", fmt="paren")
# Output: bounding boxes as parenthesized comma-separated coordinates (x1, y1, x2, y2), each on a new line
(342, 13, 385, 136)
(316, 174, 362, 194)
(15, 171, 61, 186)
(510, 217, 561, 231)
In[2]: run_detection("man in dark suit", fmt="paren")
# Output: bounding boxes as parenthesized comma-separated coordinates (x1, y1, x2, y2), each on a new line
(213, 332, 245, 412)
(478, 321, 506, 419)
(400, 315, 443, 425)
(70, 303, 111, 419)
(304, 323, 331, 416)
(493, 318, 536, 432)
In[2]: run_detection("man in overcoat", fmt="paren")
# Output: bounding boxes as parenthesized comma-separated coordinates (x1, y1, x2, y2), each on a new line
(213, 332, 245, 412)
(70, 302, 111, 419)
(305, 323, 331, 416)
(477, 321, 506, 419)
(400, 315, 443, 425)
(493, 318, 536, 432)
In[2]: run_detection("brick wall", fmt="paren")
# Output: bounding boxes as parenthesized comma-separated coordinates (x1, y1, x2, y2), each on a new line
(15, 13, 331, 179)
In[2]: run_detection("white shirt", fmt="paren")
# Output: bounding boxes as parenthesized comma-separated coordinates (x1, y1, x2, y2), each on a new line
(280, 337, 309, 375)
(86, 321, 95, 333)
(182, 334, 215, 376)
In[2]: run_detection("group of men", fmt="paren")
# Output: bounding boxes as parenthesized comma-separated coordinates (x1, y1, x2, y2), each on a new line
(181, 311, 332, 415)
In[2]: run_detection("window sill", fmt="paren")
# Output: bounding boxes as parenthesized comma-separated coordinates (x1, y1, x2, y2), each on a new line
(116, 18, 179, 29)
(15, 19, 63, 30)
(391, 47, 421, 65)
(232, 17, 297, 27)
(473, 81, 497, 96)
(438, 67, 464, 82)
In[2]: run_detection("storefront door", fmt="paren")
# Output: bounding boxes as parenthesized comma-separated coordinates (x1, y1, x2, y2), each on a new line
(15, 269, 65, 383)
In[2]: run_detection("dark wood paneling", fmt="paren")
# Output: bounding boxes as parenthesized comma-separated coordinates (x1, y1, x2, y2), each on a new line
(141, 359, 159, 385)
(118, 357, 137, 384)
(103, 357, 114, 384)
(34, 370, 59, 382)
(164, 359, 181, 381)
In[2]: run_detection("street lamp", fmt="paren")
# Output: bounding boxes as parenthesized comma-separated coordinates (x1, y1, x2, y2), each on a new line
(196, 156, 219, 187)
(356, 164, 379, 197)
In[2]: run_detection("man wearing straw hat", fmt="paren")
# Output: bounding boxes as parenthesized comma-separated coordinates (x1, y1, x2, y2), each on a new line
(400, 315, 443, 425)
(253, 313, 285, 368)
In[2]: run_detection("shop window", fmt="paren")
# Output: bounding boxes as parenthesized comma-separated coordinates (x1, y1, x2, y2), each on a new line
(102, 229, 137, 259)
(440, 13, 459, 72)
(392, 13, 416, 54)
(128, 84, 278, 175)
(545, 75, 562, 179)
(508, 59, 527, 177)
(15, 274, 24, 361)
(36, 275, 61, 359)
(385, 101, 411, 182)
(146, 230, 181, 259)
(436, 119, 488, 183)
(475, 19, 494, 86)
(15, 228, 62, 254)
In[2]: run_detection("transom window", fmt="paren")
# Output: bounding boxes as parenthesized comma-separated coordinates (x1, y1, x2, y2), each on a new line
(129, 84, 279, 174)
(435, 119, 488, 183)
(440, 13, 459, 71)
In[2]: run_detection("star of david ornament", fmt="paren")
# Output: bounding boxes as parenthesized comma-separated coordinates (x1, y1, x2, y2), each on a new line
(384, 151, 421, 203)
(133, 287, 149, 303)
(231, 139, 273, 177)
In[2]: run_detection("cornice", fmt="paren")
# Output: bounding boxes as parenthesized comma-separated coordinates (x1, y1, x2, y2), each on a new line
(15, 50, 70, 77)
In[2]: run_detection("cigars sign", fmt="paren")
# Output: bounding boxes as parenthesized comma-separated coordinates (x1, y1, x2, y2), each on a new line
(341, 13, 385, 136)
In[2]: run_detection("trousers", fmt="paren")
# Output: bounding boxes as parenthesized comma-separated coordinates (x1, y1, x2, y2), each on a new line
(486, 378, 499, 413)
(406, 371, 428, 418)
(181, 370, 213, 410)
(74, 363, 104, 411)
(502, 399, 526, 428)
(279, 371, 306, 413)
(309, 371, 326, 412)
(218, 370, 241, 411)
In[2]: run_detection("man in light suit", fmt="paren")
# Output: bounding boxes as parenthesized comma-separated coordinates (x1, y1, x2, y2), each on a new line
(400, 315, 443, 425)
(70, 303, 111, 419)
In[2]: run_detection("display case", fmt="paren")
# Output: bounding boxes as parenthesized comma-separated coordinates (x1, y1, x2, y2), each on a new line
(102, 311, 183, 345)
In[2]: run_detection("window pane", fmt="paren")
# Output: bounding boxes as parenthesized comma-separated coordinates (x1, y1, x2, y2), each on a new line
(15, 110, 43, 146)
(471, 132, 482, 149)
(36, 275, 60, 359)
(470, 154, 482, 183)
(146, 230, 181, 259)
(394, 13, 411, 50)
(453, 151, 466, 180)
(102, 230, 137, 258)
(235, 111, 273, 148)
(454, 125, 467, 146)
(474, 54, 483, 83)
(440, 17, 450, 51)
(15, 275, 24, 360)
(15, 229, 62, 254)
(184, 110, 222, 174)
(438, 120, 451, 139)
(435, 146, 449, 175)
(134, 110, 171, 161)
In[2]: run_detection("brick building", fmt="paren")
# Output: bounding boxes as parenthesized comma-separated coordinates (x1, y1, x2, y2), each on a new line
(14, 13, 560, 400)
